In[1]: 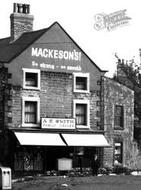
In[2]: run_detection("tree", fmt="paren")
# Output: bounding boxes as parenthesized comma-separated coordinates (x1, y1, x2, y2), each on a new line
(113, 54, 141, 123)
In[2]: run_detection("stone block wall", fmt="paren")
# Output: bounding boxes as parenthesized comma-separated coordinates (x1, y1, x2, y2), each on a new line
(102, 77, 137, 169)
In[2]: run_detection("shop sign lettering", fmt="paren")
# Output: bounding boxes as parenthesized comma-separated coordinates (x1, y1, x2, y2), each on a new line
(42, 118, 76, 129)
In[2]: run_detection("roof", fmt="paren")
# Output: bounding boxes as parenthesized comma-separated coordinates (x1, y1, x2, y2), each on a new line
(103, 76, 134, 92)
(0, 37, 11, 52)
(0, 28, 49, 63)
(0, 22, 106, 72)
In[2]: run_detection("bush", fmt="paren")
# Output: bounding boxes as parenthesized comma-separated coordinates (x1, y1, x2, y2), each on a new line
(68, 167, 92, 177)
(112, 166, 131, 175)
(98, 166, 131, 175)
(98, 167, 113, 175)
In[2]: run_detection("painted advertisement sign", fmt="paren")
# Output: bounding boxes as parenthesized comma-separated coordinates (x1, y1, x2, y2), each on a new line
(32, 47, 81, 61)
(31, 46, 82, 72)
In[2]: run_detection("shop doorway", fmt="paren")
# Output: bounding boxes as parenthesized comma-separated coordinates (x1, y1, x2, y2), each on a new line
(44, 147, 72, 171)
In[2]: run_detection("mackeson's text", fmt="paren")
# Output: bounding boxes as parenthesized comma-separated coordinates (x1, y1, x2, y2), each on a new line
(31, 47, 81, 61)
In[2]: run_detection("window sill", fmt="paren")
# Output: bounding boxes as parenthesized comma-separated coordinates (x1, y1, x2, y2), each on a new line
(74, 89, 89, 93)
(114, 127, 124, 130)
(22, 123, 39, 128)
(23, 86, 40, 90)
(76, 125, 90, 129)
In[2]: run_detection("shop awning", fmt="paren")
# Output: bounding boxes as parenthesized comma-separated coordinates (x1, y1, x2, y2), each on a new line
(14, 132, 66, 146)
(61, 134, 110, 147)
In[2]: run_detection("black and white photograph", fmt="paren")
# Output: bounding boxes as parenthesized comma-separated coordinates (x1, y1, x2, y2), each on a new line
(0, 0, 141, 189)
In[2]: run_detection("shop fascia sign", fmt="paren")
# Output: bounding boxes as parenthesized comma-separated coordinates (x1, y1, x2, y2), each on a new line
(41, 118, 76, 129)
(31, 47, 81, 61)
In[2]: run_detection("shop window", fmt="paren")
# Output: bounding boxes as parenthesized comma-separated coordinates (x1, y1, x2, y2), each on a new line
(23, 68, 40, 90)
(73, 99, 90, 128)
(114, 142, 123, 165)
(114, 105, 124, 129)
(14, 149, 43, 171)
(24, 152, 34, 171)
(73, 73, 89, 93)
(22, 97, 40, 127)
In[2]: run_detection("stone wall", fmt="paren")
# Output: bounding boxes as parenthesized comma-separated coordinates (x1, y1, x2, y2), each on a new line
(102, 77, 139, 169)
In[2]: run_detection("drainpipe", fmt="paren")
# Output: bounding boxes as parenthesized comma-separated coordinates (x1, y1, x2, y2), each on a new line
(1, 64, 6, 132)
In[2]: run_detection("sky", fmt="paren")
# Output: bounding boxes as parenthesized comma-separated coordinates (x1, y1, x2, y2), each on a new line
(0, 0, 141, 77)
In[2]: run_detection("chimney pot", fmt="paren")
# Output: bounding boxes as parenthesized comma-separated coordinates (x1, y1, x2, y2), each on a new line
(10, 3, 34, 42)
(13, 3, 17, 13)
(26, 4, 30, 14)
(22, 4, 26, 14)
(17, 3, 23, 13)
(23, 4, 30, 14)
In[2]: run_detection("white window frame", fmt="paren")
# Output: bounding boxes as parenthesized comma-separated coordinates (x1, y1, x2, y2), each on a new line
(22, 97, 40, 127)
(23, 68, 40, 90)
(73, 99, 90, 129)
(73, 73, 90, 93)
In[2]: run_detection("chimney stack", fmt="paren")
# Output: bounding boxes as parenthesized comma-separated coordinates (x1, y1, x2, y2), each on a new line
(10, 3, 34, 42)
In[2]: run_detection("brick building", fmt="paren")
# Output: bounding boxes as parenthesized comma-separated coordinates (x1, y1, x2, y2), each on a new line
(0, 3, 137, 174)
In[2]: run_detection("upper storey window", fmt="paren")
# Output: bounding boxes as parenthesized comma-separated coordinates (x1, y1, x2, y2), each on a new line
(23, 68, 40, 90)
(73, 99, 90, 129)
(73, 73, 89, 93)
(22, 97, 40, 127)
(114, 105, 124, 130)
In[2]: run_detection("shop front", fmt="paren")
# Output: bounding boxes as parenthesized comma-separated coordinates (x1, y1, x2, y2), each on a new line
(12, 131, 109, 175)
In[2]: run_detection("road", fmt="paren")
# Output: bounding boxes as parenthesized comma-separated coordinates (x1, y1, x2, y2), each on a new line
(12, 175, 141, 190)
